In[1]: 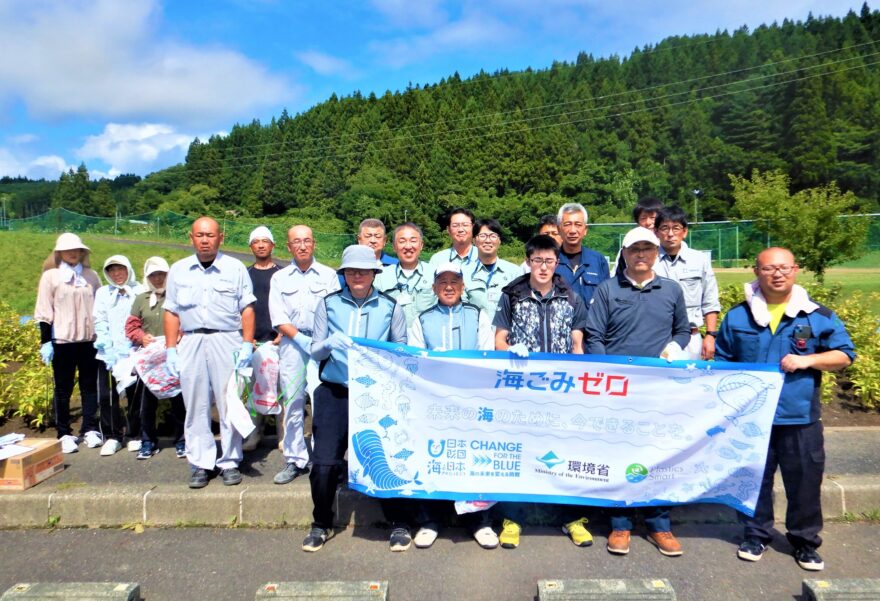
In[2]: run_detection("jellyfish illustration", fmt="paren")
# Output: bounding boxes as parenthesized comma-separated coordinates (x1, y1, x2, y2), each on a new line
(397, 395, 411, 420)
(716, 373, 773, 423)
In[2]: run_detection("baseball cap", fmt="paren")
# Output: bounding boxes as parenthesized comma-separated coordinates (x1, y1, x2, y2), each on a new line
(621, 227, 660, 248)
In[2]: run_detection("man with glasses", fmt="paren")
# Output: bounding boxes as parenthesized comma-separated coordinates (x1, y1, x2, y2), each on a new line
(268, 225, 340, 484)
(653, 206, 721, 360)
(555, 203, 609, 305)
(584, 227, 691, 557)
(492, 234, 590, 550)
(715, 247, 854, 572)
(428, 208, 478, 273)
(463, 218, 519, 323)
(374, 222, 436, 326)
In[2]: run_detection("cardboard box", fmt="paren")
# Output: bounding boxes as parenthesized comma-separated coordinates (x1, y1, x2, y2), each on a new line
(0, 439, 64, 491)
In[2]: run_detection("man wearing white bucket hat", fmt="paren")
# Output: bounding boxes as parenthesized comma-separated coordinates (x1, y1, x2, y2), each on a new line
(164, 217, 256, 488)
(302, 244, 410, 553)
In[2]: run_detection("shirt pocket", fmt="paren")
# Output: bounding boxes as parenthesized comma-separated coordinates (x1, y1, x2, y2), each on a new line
(174, 283, 196, 308)
(579, 271, 602, 287)
(730, 328, 760, 362)
(211, 281, 239, 314)
(789, 332, 817, 355)
(679, 276, 702, 297)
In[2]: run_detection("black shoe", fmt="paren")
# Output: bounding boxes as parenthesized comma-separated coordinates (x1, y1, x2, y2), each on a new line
(302, 527, 332, 552)
(794, 546, 824, 571)
(737, 538, 766, 562)
(389, 527, 412, 552)
(189, 468, 209, 489)
(273, 463, 309, 485)
(220, 468, 242, 486)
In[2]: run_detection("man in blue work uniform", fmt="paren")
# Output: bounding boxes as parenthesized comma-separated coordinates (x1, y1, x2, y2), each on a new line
(715, 247, 855, 572)
(268, 224, 340, 485)
(584, 226, 691, 557)
(462, 218, 519, 325)
(302, 245, 410, 553)
(427, 208, 478, 273)
(164, 217, 257, 489)
(374, 222, 436, 327)
(555, 202, 609, 304)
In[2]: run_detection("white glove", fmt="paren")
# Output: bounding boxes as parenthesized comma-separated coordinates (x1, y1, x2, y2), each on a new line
(508, 343, 529, 358)
(315, 332, 353, 355)
(236, 342, 254, 369)
(660, 341, 686, 362)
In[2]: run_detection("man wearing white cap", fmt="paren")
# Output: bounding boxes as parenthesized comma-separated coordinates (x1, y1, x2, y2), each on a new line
(302, 244, 410, 553)
(164, 217, 257, 488)
(583, 226, 691, 557)
(268, 224, 340, 484)
(244, 226, 282, 451)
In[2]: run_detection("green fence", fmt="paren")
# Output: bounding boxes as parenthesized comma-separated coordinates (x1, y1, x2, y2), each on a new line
(2, 208, 877, 267)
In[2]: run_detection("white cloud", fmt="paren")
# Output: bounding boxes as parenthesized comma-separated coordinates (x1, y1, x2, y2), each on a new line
(0, 149, 72, 180)
(0, 0, 296, 126)
(76, 123, 194, 176)
(296, 51, 359, 78)
(7, 134, 39, 145)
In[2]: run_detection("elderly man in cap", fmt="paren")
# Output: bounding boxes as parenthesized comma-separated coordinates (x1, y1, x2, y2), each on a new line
(302, 245, 410, 553)
(584, 226, 691, 557)
(715, 247, 854, 571)
(374, 222, 436, 327)
(164, 217, 256, 488)
(268, 225, 340, 484)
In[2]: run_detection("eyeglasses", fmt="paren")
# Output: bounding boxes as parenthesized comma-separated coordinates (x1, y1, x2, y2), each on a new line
(529, 257, 558, 267)
(657, 225, 685, 234)
(288, 239, 314, 247)
(476, 233, 499, 241)
(758, 265, 796, 275)
(450, 222, 472, 230)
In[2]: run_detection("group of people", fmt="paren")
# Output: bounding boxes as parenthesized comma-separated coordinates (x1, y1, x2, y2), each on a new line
(33, 197, 855, 573)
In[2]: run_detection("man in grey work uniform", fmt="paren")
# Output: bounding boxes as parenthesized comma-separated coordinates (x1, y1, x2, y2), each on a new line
(268, 224, 340, 484)
(584, 226, 691, 557)
(374, 222, 436, 327)
(653, 206, 720, 360)
(165, 217, 257, 489)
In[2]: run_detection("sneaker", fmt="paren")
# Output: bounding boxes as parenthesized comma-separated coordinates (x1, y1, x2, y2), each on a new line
(273, 463, 309, 485)
(127, 440, 142, 452)
(647, 531, 683, 557)
(302, 527, 332, 552)
(607, 530, 631, 555)
(99, 439, 122, 456)
(389, 527, 412, 552)
(794, 546, 825, 571)
(737, 538, 766, 562)
(499, 519, 521, 549)
(60, 434, 79, 454)
(82, 430, 103, 448)
(414, 526, 439, 549)
(175, 441, 186, 459)
(189, 468, 210, 489)
(136, 441, 157, 460)
(563, 517, 594, 547)
(473, 526, 499, 549)
(221, 468, 242, 486)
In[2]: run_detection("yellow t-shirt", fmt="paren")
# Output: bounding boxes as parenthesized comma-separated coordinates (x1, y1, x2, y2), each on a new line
(767, 303, 787, 334)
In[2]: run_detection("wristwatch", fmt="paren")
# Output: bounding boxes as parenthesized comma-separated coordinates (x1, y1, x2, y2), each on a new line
(705, 331, 718, 337)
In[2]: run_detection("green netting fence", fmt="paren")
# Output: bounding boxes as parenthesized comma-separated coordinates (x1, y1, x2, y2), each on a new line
(1, 208, 877, 267)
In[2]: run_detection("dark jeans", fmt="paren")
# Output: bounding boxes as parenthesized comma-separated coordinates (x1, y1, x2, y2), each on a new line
(610, 508, 671, 533)
(52, 341, 99, 437)
(136, 378, 185, 445)
(738, 421, 825, 549)
(96, 363, 135, 441)
(309, 382, 413, 531)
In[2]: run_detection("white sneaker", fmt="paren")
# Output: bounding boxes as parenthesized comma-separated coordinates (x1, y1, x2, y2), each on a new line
(127, 440, 142, 452)
(473, 526, 499, 549)
(82, 430, 103, 448)
(60, 435, 79, 454)
(99, 439, 122, 456)
(414, 527, 439, 549)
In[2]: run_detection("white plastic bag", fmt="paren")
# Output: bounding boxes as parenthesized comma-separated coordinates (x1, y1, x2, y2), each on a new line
(248, 343, 282, 415)
(225, 367, 257, 439)
(133, 337, 181, 399)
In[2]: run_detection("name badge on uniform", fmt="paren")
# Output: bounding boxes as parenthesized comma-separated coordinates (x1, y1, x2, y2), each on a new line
(398, 292, 413, 305)
(488, 289, 501, 303)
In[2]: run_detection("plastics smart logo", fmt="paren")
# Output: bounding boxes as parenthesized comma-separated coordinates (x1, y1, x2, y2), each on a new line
(625, 463, 648, 483)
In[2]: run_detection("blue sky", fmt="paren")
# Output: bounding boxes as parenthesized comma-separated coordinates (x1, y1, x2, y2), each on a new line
(0, 0, 867, 180)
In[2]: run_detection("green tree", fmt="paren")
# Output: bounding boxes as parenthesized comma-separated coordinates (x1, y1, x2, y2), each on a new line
(730, 170, 868, 282)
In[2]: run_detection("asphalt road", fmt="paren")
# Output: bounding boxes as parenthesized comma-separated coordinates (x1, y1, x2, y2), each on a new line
(1, 523, 878, 601)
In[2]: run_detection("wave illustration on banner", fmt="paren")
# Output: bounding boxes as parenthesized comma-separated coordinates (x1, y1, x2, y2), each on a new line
(351, 429, 421, 492)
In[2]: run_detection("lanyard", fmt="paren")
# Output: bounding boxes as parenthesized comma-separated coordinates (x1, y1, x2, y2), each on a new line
(473, 261, 498, 289)
(396, 266, 424, 294)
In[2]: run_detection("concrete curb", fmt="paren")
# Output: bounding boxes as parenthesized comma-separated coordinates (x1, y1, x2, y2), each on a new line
(2, 476, 879, 529)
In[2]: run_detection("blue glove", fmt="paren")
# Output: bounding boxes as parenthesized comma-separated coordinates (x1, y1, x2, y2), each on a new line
(236, 342, 254, 369)
(508, 343, 529, 358)
(94, 338, 106, 352)
(327, 332, 353, 352)
(103, 351, 117, 369)
(40, 342, 54, 365)
(166, 347, 180, 378)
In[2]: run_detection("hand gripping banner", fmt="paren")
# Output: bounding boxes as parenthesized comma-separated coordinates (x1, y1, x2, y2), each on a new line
(347, 338, 783, 516)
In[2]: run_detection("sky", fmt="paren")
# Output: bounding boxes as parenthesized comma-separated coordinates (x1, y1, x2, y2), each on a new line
(0, 0, 868, 181)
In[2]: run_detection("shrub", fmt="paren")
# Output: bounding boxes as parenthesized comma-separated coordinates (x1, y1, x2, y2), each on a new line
(0, 301, 52, 428)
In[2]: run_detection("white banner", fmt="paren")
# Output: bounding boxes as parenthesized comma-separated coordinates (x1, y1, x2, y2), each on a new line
(347, 339, 783, 516)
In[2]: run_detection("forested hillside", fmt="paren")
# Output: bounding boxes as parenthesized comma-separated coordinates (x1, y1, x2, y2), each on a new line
(4, 6, 879, 248)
